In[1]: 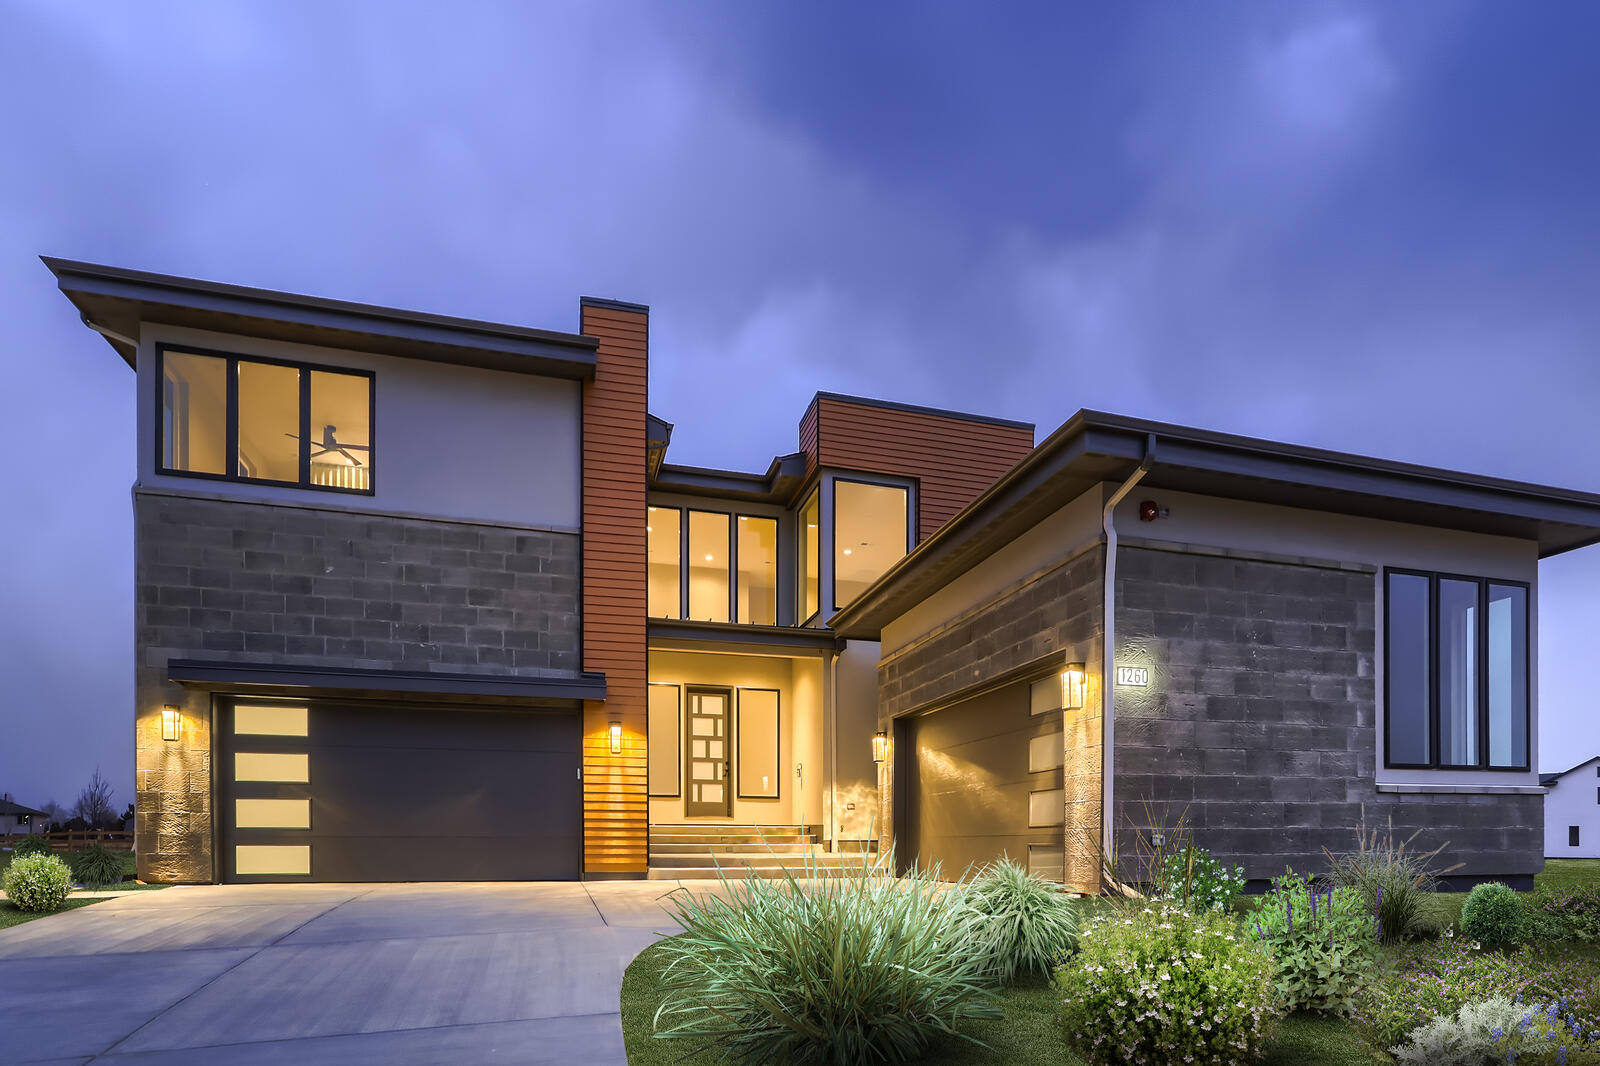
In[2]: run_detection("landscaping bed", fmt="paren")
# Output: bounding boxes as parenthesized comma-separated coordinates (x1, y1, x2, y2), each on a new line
(619, 854, 1600, 1065)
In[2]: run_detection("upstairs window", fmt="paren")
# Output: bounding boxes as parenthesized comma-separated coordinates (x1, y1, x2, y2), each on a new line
(648, 506, 779, 624)
(833, 479, 910, 609)
(1384, 569, 1529, 771)
(736, 515, 778, 626)
(798, 490, 820, 623)
(647, 507, 681, 619)
(158, 346, 374, 494)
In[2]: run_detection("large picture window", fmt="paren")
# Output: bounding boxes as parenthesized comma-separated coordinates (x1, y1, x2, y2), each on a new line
(737, 515, 778, 625)
(157, 345, 374, 494)
(833, 479, 909, 610)
(1384, 569, 1530, 771)
(650, 506, 780, 624)
(647, 507, 681, 619)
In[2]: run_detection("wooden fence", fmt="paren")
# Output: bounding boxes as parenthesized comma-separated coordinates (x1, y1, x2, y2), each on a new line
(3, 830, 136, 852)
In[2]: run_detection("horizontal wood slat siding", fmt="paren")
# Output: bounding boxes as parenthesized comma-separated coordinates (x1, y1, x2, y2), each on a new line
(581, 301, 649, 875)
(815, 397, 1033, 540)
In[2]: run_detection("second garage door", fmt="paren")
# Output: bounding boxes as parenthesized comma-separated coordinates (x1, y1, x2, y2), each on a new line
(219, 699, 581, 883)
(899, 676, 1065, 880)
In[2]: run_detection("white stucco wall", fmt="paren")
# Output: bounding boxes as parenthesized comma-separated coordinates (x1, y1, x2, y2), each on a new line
(1545, 757, 1600, 858)
(135, 323, 582, 531)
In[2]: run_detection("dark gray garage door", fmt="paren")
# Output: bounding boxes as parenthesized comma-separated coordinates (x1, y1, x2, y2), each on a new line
(218, 699, 581, 883)
(899, 677, 1065, 880)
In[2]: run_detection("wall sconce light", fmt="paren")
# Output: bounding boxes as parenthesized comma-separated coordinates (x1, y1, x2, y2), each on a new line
(872, 730, 889, 764)
(1061, 664, 1087, 711)
(608, 720, 623, 755)
(161, 705, 182, 742)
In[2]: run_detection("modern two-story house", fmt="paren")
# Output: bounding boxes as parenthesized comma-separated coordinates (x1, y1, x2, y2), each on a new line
(47, 257, 1030, 883)
(48, 257, 1600, 889)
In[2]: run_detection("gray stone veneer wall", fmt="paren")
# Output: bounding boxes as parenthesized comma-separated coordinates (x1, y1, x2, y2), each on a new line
(134, 490, 580, 882)
(1112, 544, 1540, 886)
(877, 546, 1103, 890)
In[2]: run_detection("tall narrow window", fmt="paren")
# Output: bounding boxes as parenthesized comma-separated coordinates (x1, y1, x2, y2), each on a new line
(798, 491, 819, 622)
(308, 370, 373, 491)
(161, 351, 227, 474)
(737, 515, 778, 625)
(236, 361, 301, 482)
(1385, 572, 1431, 767)
(647, 507, 682, 619)
(1487, 583, 1528, 769)
(687, 511, 730, 622)
(833, 480, 909, 609)
(1437, 578, 1480, 767)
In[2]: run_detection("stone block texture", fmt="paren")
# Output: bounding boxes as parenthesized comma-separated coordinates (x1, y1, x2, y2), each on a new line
(878, 546, 1103, 892)
(1112, 545, 1540, 883)
(133, 491, 580, 881)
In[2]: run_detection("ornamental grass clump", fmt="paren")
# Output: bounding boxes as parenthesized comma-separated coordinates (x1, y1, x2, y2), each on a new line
(1459, 881, 1525, 948)
(69, 843, 125, 889)
(961, 857, 1079, 983)
(652, 850, 1001, 1065)
(10, 835, 52, 858)
(1054, 900, 1279, 1066)
(1249, 870, 1376, 1015)
(2, 851, 74, 913)
(1323, 808, 1459, 943)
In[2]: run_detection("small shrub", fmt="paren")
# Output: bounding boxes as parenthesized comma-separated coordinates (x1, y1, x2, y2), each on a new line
(1526, 885, 1600, 944)
(1459, 881, 1524, 947)
(10, 835, 52, 858)
(1324, 808, 1460, 943)
(652, 852, 1001, 1065)
(1497, 1000, 1600, 1064)
(2, 852, 74, 913)
(69, 844, 125, 889)
(1155, 845, 1246, 913)
(961, 858, 1078, 983)
(1249, 870, 1376, 1015)
(1054, 900, 1278, 1065)
(1390, 995, 1524, 1065)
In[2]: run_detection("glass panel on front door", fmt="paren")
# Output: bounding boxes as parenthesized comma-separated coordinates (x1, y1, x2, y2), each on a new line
(685, 690, 732, 816)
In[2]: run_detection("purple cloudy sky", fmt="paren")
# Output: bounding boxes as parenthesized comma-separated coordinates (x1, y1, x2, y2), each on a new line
(3, 2, 1598, 810)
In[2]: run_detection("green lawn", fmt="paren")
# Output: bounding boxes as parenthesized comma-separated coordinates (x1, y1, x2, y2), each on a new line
(0, 847, 164, 891)
(0, 897, 105, 930)
(620, 859, 1600, 1066)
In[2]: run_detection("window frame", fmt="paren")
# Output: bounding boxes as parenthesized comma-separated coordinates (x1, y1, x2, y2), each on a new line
(734, 513, 780, 626)
(829, 475, 913, 614)
(154, 343, 377, 497)
(651, 504, 782, 625)
(1382, 567, 1531, 773)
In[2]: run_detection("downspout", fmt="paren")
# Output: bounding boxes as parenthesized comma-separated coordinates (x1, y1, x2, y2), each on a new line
(81, 314, 138, 350)
(1101, 433, 1156, 884)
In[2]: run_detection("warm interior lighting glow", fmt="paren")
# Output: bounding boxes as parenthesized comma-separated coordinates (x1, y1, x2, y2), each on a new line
(609, 720, 623, 755)
(704, 554, 714, 561)
(161, 705, 181, 742)
(872, 730, 889, 763)
(1062, 663, 1087, 710)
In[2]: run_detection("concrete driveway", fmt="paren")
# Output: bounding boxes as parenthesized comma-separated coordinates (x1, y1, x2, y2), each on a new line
(0, 880, 699, 1065)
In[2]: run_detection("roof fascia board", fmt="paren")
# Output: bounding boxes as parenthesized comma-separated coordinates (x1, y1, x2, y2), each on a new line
(168, 658, 606, 701)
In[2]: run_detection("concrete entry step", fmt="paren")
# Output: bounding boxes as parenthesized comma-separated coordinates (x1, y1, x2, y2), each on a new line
(647, 863, 858, 881)
(648, 842, 819, 856)
(648, 850, 849, 869)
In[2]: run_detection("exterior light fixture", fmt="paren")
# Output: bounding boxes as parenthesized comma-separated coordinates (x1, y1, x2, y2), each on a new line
(161, 705, 182, 742)
(608, 720, 623, 755)
(872, 730, 889, 764)
(1061, 664, 1087, 711)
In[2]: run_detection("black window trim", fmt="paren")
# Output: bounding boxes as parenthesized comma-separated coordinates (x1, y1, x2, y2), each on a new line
(1382, 566, 1531, 773)
(830, 474, 915, 614)
(154, 342, 377, 497)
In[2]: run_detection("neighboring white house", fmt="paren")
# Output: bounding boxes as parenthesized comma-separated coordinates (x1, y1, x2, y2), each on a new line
(0, 797, 48, 837)
(1543, 755, 1600, 859)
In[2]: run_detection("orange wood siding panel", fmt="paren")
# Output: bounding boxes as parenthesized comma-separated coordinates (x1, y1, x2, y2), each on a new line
(814, 397, 1033, 541)
(580, 302, 649, 875)
(798, 399, 820, 478)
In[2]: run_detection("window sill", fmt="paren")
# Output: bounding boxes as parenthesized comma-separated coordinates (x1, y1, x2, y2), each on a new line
(1376, 782, 1545, 796)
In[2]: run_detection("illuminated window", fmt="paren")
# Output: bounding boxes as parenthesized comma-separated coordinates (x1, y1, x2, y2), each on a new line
(647, 507, 682, 619)
(233, 704, 308, 737)
(736, 515, 778, 626)
(798, 490, 819, 622)
(687, 511, 730, 622)
(155, 346, 373, 494)
(235, 845, 310, 876)
(235, 752, 309, 782)
(1384, 569, 1528, 771)
(833, 480, 909, 609)
(235, 799, 311, 829)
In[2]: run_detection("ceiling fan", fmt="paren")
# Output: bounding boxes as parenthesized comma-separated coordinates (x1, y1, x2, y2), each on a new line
(284, 424, 371, 467)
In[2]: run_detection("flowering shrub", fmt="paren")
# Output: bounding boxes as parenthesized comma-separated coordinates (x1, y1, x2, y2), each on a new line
(2, 852, 73, 912)
(1459, 881, 1525, 947)
(1155, 846, 1246, 913)
(1390, 996, 1525, 1065)
(1054, 900, 1278, 1065)
(1352, 932, 1600, 1051)
(1494, 999, 1600, 1064)
(1526, 885, 1600, 944)
(1249, 870, 1376, 1015)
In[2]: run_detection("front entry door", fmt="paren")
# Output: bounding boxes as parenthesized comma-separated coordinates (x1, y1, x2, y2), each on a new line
(685, 687, 733, 817)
